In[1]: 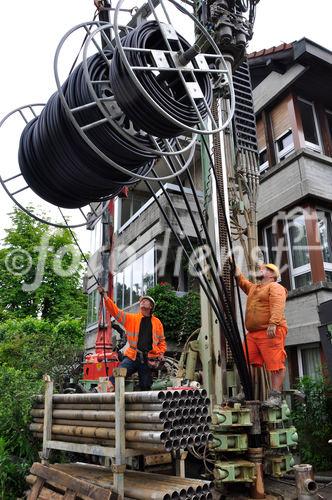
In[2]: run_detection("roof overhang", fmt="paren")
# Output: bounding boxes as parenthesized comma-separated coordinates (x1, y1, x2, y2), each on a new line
(253, 63, 308, 114)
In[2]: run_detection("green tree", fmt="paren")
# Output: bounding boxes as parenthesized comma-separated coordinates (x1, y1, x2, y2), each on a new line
(0, 317, 84, 389)
(0, 318, 85, 498)
(0, 207, 88, 498)
(0, 207, 87, 322)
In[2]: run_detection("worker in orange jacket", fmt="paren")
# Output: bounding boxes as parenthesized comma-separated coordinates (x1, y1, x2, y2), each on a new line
(98, 287, 167, 391)
(234, 262, 288, 407)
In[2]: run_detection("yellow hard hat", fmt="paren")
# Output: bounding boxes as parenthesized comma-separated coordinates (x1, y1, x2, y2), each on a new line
(263, 263, 280, 279)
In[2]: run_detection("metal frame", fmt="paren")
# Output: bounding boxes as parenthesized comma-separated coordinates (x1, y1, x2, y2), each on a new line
(82, 23, 198, 158)
(54, 21, 197, 182)
(0, 104, 109, 229)
(113, 0, 235, 135)
(41, 371, 140, 499)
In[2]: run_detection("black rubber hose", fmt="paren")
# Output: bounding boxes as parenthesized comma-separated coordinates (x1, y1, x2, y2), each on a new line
(145, 178, 253, 398)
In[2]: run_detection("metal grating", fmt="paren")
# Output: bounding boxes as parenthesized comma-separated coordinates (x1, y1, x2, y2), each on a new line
(232, 59, 258, 154)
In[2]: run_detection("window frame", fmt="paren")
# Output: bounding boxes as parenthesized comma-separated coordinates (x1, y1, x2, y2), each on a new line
(113, 246, 155, 310)
(86, 289, 100, 331)
(284, 214, 312, 289)
(296, 343, 322, 378)
(263, 224, 277, 263)
(274, 128, 294, 162)
(298, 97, 322, 152)
(316, 208, 332, 278)
(258, 147, 269, 172)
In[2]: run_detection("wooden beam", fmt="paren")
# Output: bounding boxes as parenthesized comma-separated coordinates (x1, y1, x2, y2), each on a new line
(28, 477, 45, 500)
(316, 103, 332, 157)
(304, 205, 325, 282)
(261, 110, 277, 167)
(287, 94, 305, 150)
(42, 376, 53, 464)
(63, 490, 77, 500)
(30, 463, 118, 500)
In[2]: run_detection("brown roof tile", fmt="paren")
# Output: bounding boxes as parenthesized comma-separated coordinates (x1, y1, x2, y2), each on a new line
(248, 42, 293, 59)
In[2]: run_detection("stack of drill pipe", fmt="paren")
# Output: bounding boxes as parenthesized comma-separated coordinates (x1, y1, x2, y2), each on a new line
(27, 465, 214, 499)
(30, 389, 212, 453)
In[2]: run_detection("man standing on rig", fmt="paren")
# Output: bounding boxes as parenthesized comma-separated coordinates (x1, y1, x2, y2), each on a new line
(232, 262, 288, 407)
(98, 287, 167, 391)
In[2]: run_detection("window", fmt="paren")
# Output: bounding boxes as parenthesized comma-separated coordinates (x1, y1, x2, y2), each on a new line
(297, 344, 322, 379)
(286, 213, 312, 289)
(132, 257, 143, 304)
(89, 220, 103, 255)
(259, 148, 268, 172)
(114, 248, 155, 309)
(119, 192, 150, 227)
(87, 290, 100, 328)
(143, 248, 155, 292)
(263, 225, 278, 264)
(325, 271, 332, 282)
(326, 110, 332, 143)
(317, 210, 332, 280)
(275, 130, 294, 161)
(123, 266, 131, 308)
(114, 271, 123, 307)
(298, 98, 321, 151)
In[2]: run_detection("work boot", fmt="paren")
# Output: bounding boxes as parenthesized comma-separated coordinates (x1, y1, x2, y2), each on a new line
(262, 389, 282, 408)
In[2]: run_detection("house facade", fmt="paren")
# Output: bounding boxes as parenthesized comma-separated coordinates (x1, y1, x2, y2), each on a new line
(249, 38, 332, 386)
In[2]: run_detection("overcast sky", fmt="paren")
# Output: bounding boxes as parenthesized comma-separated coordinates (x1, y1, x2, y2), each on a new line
(0, 0, 331, 251)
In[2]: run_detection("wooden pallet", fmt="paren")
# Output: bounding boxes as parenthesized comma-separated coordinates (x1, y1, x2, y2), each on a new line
(27, 463, 119, 500)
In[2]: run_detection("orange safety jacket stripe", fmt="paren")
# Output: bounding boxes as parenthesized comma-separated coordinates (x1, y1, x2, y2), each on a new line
(104, 296, 167, 361)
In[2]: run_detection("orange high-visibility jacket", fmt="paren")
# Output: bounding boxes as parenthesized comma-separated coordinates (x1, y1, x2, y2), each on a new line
(237, 273, 288, 332)
(105, 297, 167, 361)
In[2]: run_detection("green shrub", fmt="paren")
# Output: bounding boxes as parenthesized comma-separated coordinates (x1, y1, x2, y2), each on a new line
(291, 375, 332, 471)
(0, 367, 43, 499)
(0, 437, 30, 500)
(147, 283, 201, 341)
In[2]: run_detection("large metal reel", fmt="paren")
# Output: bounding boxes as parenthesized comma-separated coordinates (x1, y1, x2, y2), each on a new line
(113, 0, 235, 136)
(0, 104, 108, 229)
(54, 20, 197, 183)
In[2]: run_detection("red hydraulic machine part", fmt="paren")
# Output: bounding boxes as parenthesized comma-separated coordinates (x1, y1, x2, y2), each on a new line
(83, 189, 128, 385)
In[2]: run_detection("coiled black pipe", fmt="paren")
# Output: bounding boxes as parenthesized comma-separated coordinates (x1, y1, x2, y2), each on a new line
(19, 48, 157, 208)
(18, 21, 212, 209)
(111, 20, 213, 138)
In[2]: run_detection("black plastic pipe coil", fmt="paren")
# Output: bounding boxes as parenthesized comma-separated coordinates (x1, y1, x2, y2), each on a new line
(18, 21, 212, 208)
(111, 21, 212, 138)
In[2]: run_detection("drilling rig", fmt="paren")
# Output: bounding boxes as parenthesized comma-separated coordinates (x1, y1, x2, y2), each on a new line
(0, 0, 302, 498)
